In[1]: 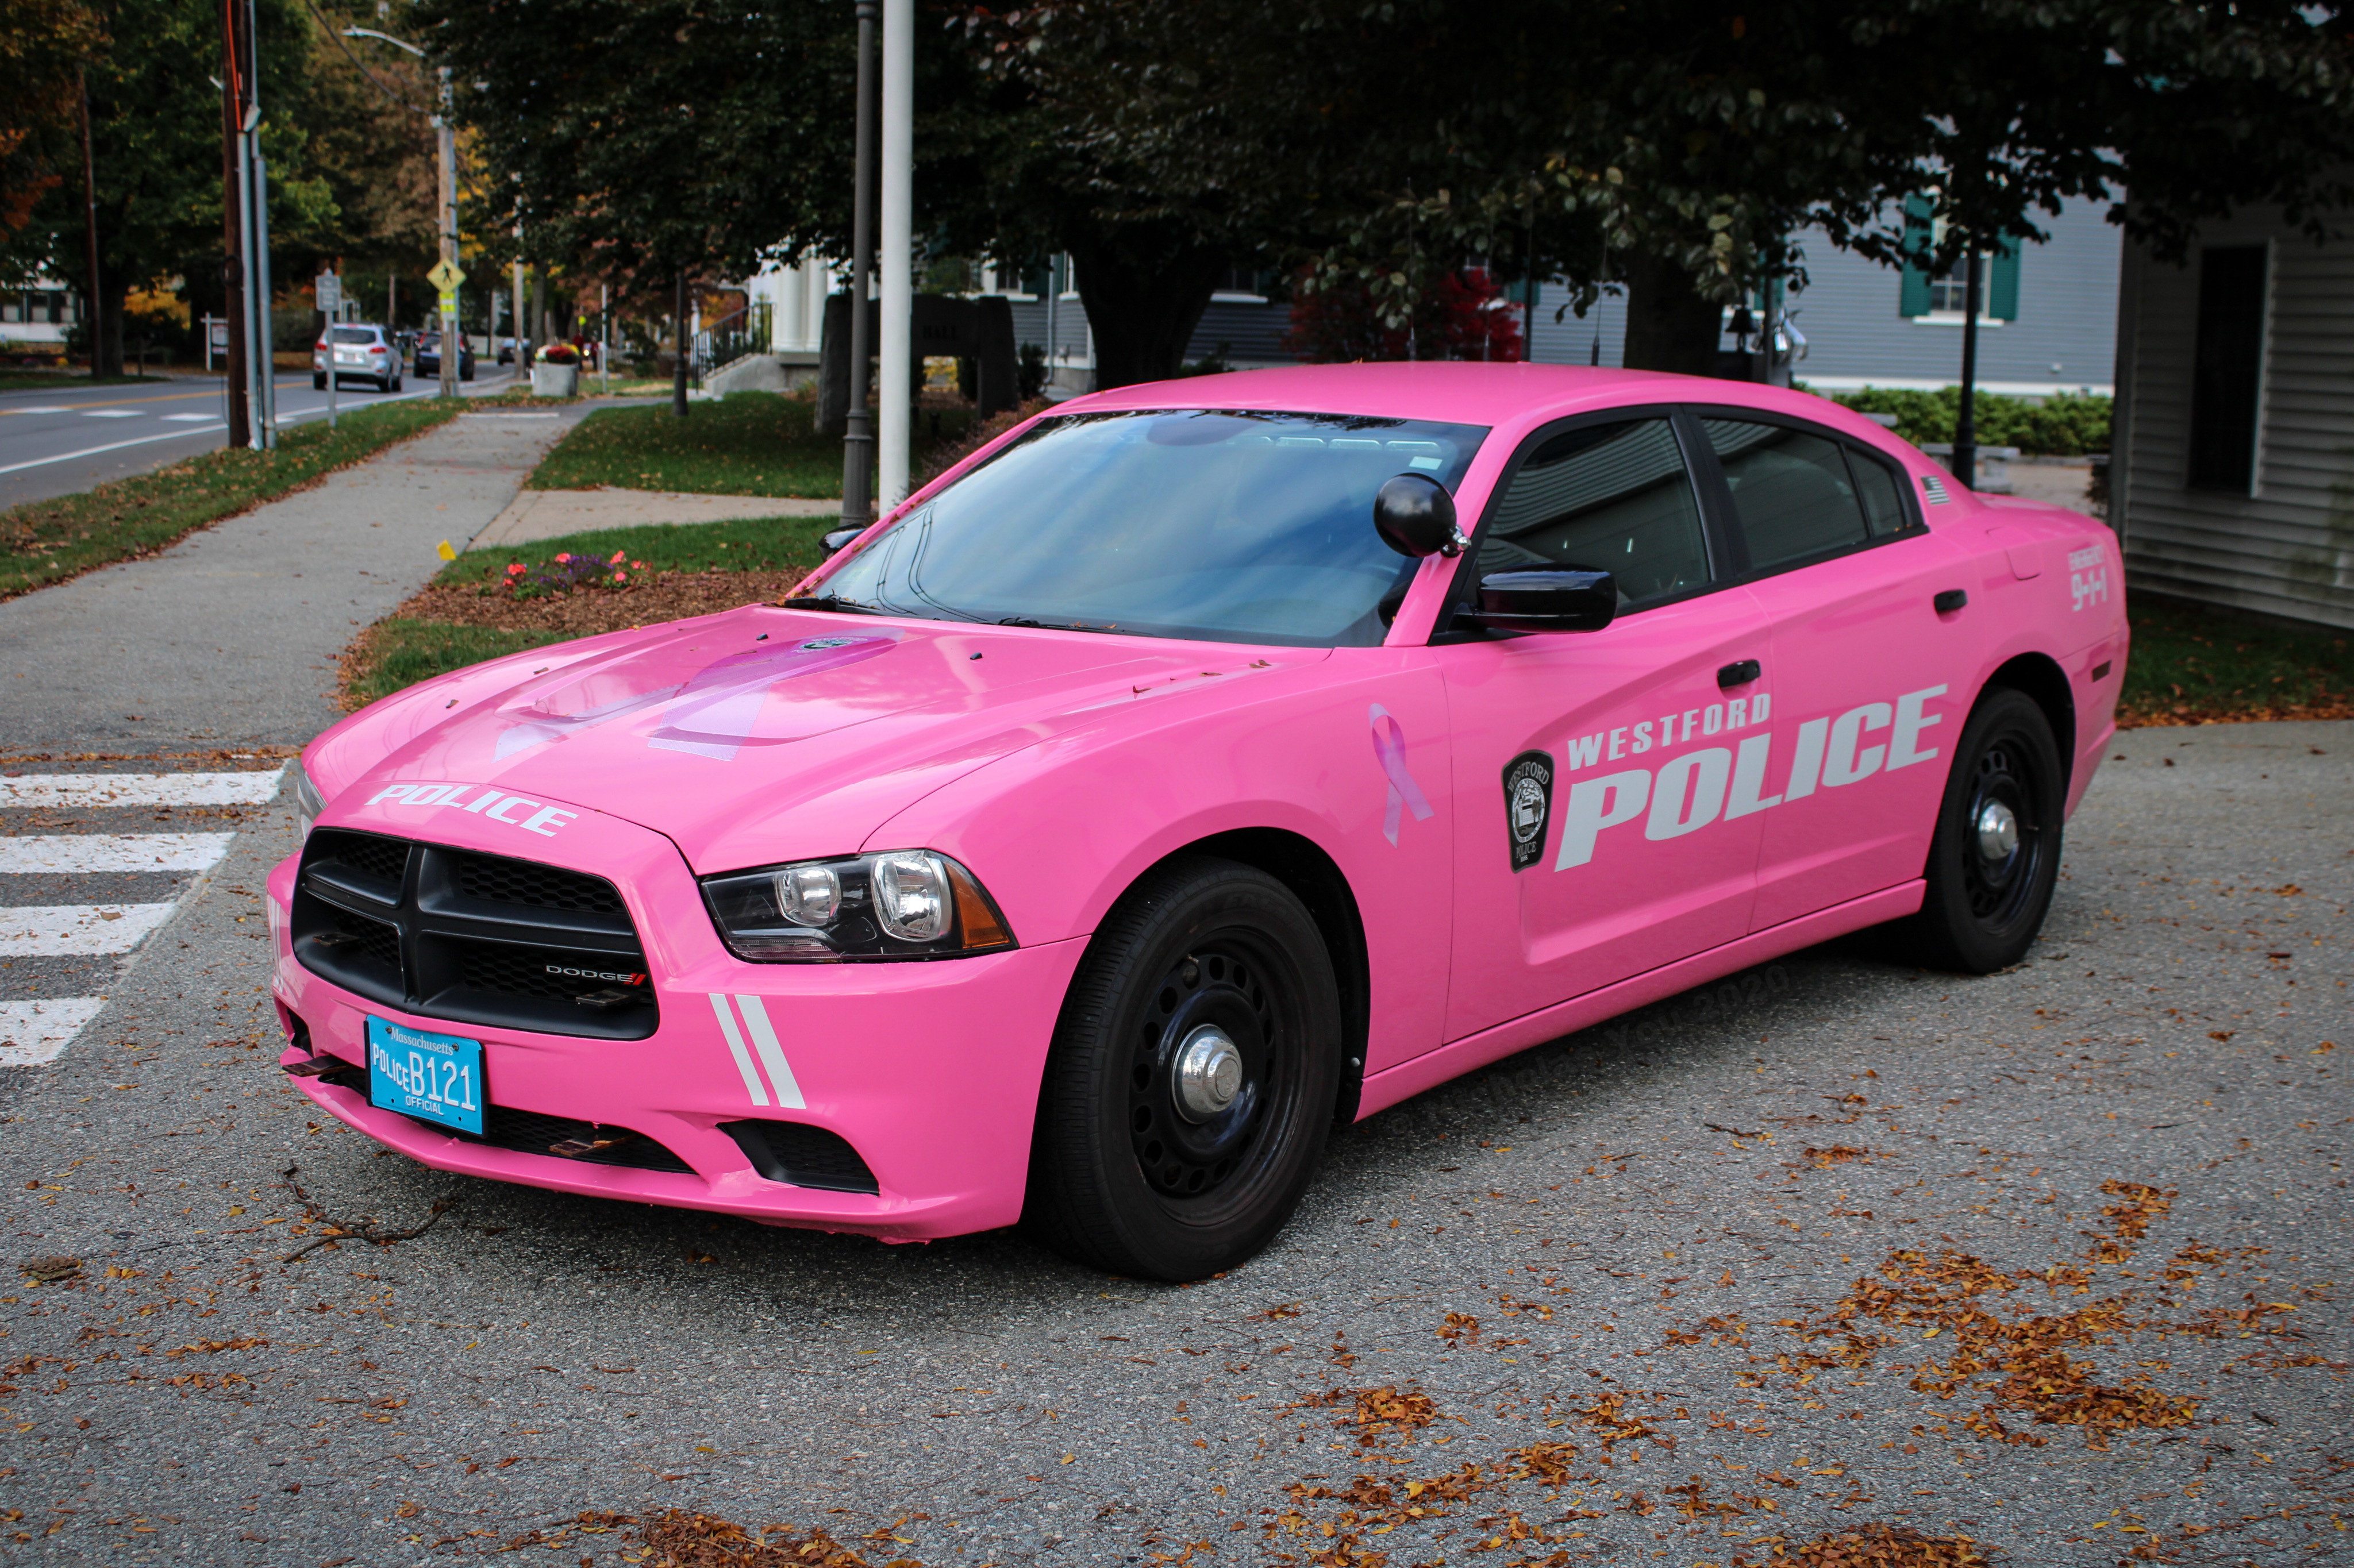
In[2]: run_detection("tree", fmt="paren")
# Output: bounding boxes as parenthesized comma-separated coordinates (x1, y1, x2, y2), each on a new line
(999, 0, 2354, 374)
(0, 0, 103, 268)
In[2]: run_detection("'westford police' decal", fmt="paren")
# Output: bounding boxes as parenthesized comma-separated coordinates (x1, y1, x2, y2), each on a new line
(1502, 750, 1553, 872)
(1552, 684, 1948, 870)
(363, 782, 577, 836)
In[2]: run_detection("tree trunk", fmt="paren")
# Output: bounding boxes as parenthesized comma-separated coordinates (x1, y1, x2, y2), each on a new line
(1066, 229, 1226, 390)
(1619, 252, 1726, 377)
(94, 286, 126, 379)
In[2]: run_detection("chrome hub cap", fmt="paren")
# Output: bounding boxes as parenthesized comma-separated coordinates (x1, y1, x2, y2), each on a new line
(1174, 1025, 1244, 1121)
(1974, 800, 2020, 862)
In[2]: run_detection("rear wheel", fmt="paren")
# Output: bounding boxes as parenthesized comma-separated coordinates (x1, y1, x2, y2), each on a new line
(1025, 857, 1340, 1280)
(313, 373, 326, 390)
(1892, 687, 2064, 972)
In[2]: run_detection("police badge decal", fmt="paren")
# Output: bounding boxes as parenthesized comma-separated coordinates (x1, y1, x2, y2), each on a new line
(1502, 750, 1554, 872)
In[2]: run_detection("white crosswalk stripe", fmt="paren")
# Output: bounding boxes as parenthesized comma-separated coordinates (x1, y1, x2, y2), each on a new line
(0, 767, 284, 808)
(0, 999, 107, 1067)
(0, 833, 235, 873)
(1, 770, 277, 1065)
(0, 903, 179, 955)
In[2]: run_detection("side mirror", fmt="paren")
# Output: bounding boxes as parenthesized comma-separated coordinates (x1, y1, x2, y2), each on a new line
(1460, 569, 1617, 634)
(1372, 473, 1467, 558)
(821, 526, 866, 556)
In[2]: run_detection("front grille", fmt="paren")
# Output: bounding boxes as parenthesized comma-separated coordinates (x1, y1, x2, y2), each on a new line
(292, 832, 657, 1041)
(451, 851, 625, 915)
(720, 1119, 880, 1194)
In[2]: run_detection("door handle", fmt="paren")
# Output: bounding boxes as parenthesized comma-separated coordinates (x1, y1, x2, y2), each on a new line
(1717, 658, 1761, 688)
(1933, 589, 1968, 614)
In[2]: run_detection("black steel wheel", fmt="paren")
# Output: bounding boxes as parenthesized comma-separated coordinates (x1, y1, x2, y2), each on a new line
(1894, 687, 2064, 972)
(1026, 856, 1340, 1279)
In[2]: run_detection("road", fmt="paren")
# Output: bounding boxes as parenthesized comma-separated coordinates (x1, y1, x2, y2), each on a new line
(0, 369, 519, 511)
(0, 715, 2344, 1564)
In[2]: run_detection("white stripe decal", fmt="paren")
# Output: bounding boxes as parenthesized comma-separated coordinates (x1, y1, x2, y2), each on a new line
(0, 998, 106, 1067)
(708, 992, 768, 1106)
(0, 769, 286, 808)
(0, 903, 178, 956)
(733, 995, 804, 1110)
(0, 833, 236, 874)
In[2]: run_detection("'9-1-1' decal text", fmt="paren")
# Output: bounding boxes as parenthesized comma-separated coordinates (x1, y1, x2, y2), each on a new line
(1549, 685, 1947, 870)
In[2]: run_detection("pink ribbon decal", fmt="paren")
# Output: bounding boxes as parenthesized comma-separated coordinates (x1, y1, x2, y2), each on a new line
(1369, 702, 1434, 846)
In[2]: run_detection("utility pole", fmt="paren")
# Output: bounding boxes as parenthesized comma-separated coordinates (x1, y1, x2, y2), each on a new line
(878, 0, 913, 508)
(838, 0, 876, 522)
(436, 67, 458, 399)
(218, 0, 248, 448)
(77, 70, 103, 379)
(1952, 248, 1983, 491)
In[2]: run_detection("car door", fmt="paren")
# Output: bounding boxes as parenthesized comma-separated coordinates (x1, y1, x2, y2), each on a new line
(1434, 409, 1771, 1045)
(1687, 412, 1973, 931)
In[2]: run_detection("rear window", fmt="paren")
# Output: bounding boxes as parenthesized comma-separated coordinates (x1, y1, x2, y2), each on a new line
(331, 328, 379, 345)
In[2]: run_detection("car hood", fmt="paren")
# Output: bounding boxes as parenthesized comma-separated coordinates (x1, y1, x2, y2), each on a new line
(310, 605, 1326, 872)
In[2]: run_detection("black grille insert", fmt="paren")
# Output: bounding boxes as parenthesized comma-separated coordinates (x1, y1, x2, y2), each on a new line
(293, 831, 657, 1040)
(470, 1107, 694, 1174)
(720, 1119, 880, 1194)
(451, 851, 626, 916)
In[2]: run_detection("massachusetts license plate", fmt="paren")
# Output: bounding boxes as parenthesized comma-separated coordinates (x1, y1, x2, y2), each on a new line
(367, 1017, 484, 1136)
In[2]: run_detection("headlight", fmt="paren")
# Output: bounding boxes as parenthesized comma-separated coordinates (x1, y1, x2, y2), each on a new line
(701, 850, 1014, 962)
(293, 759, 325, 845)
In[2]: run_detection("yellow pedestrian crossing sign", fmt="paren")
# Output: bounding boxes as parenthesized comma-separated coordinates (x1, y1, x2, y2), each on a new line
(427, 258, 467, 292)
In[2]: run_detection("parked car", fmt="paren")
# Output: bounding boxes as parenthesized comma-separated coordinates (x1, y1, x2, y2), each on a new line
(312, 324, 401, 392)
(273, 363, 2125, 1280)
(414, 333, 475, 382)
(496, 337, 520, 365)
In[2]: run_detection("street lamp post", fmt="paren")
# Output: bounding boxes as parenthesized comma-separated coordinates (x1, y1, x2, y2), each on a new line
(344, 27, 459, 399)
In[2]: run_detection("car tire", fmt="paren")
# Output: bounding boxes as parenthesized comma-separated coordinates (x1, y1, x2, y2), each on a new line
(391, 375, 403, 393)
(461, 363, 474, 383)
(1891, 687, 2064, 973)
(1024, 856, 1341, 1280)
(313, 373, 326, 390)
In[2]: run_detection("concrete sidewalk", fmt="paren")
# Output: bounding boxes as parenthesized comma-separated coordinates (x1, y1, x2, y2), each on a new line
(0, 404, 595, 756)
(468, 484, 837, 550)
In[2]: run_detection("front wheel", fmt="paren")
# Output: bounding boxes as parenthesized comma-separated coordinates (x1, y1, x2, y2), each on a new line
(1892, 687, 2064, 972)
(1025, 857, 1341, 1280)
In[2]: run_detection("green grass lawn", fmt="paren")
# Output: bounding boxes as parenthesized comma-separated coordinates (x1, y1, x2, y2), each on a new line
(527, 390, 979, 498)
(447, 514, 837, 585)
(2120, 598, 2353, 725)
(0, 396, 461, 601)
(343, 620, 578, 706)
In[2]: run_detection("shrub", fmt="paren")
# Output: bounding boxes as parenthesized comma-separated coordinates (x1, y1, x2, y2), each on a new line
(1285, 265, 1523, 363)
(1826, 386, 2112, 457)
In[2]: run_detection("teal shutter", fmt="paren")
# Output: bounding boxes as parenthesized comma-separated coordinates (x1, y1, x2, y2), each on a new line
(1899, 194, 1933, 317)
(1988, 240, 2021, 321)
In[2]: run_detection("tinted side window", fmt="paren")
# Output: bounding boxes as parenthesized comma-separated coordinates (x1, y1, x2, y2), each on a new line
(1703, 419, 1870, 572)
(1479, 418, 1710, 610)
(1848, 449, 1913, 537)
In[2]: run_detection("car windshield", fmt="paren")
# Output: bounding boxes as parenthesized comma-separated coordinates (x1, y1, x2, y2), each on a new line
(818, 409, 1486, 646)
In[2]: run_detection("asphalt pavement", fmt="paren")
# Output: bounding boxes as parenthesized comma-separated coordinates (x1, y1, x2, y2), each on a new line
(0, 694, 2344, 1567)
(0, 369, 518, 511)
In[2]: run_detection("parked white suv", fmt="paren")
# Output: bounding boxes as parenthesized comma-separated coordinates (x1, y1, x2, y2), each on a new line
(314, 325, 403, 394)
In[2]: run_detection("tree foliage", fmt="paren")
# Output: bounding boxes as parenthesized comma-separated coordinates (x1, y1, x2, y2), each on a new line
(0, 0, 104, 259)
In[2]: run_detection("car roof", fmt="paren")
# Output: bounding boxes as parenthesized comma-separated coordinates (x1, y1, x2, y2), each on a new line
(1059, 361, 1908, 451)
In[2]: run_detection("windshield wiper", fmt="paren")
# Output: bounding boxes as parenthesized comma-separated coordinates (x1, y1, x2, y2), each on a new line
(793, 594, 883, 615)
(999, 615, 1118, 634)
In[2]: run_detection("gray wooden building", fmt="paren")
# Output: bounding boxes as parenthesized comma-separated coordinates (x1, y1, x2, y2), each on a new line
(2110, 205, 2354, 630)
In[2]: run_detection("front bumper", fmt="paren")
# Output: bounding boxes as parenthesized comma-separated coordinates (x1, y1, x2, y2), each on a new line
(266, 829, 1086, 1242)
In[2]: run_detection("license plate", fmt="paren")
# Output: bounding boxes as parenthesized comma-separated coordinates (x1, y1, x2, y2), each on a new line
(336, 351, 363, 363)
(367, 1017, 484, 1136)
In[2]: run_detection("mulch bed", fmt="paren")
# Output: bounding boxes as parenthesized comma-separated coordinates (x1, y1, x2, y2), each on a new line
(389, 567, 812, 639)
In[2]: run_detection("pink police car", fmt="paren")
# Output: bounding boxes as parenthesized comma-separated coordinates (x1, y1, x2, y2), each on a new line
(271, 363, 2125, 1280)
